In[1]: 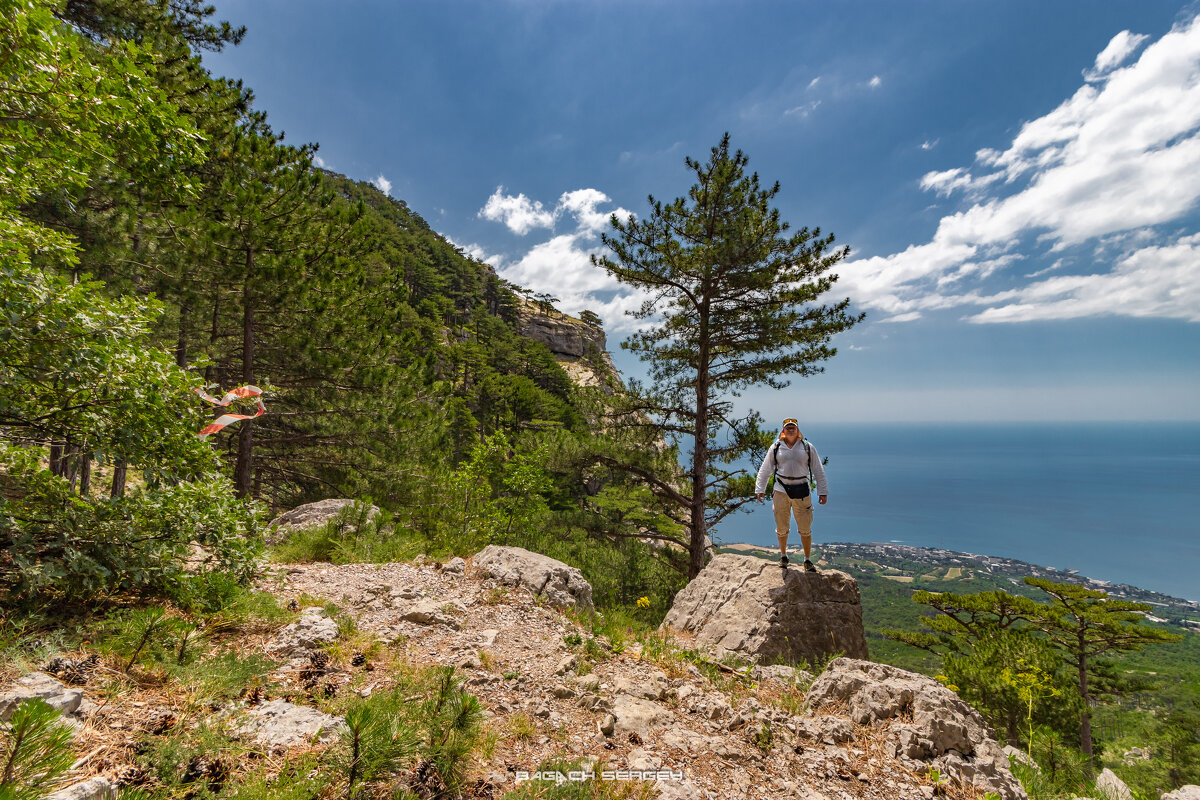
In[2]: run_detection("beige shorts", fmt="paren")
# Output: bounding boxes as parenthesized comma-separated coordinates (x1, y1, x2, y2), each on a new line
(772, 490, 813, 539)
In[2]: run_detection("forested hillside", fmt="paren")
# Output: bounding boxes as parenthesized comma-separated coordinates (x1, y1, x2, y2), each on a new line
(0, 0, 684, 611)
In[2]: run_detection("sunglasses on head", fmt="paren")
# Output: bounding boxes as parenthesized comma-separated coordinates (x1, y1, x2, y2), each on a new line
(783, 419, 798, 427)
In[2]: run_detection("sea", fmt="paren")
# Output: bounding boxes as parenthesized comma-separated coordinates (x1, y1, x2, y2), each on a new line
(711, 422, 1200, 602)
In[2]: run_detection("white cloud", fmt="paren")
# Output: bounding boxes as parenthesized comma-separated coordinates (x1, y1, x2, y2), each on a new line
(968, 233, 1200, 323)
(920, 139, 939, 151)
(808, 76, 821, 89)
(557, 188, 632, 234)
(1086, 30, 1150, 81)
(479, 186, 556, 235)
(785, 100, 822, 118)
(868, 75, 882, 88)
(371, 174, 393, 196)
(841, 14, 1200, 324)
(478, 187, 646, 332)
(313, 154, 328, 169)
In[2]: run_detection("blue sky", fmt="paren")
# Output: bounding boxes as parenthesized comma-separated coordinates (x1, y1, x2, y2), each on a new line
(205, 1, 1200, 422)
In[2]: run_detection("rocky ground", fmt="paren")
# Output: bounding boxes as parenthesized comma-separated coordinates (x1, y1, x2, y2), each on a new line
(3, 545, 1039, 800)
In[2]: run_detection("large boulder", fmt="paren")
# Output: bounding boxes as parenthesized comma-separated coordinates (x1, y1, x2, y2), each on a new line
(267, 499, 380, 544)
(1095, 768, 1133, 800)
(472, 546, 594, 611)
(807, 658, 1025, 800)
(1163, 787, 1200, 800)
(661, 554, 868, 665)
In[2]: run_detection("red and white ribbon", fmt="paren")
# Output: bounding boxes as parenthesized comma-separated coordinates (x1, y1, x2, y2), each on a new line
(195, 385, 266, 439)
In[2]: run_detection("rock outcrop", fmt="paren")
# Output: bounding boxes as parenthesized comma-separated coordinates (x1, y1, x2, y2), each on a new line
(1164, 787, 1200, 800)
(1095, 768, 1134, 800)
(473, 545, 594, 611)
(516, 302, 621, 391)
(661, 554, 868, 665)
(267, 498, 380, 544)
(517, 303, 606, 359)
(806, 658, 1026, 800)
(265, 606, 339, 657)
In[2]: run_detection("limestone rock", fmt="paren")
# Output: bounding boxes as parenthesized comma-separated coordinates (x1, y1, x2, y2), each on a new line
(443, 557, 466, 575)
(1163, 787, 1200, 800)
(615, 669, 668, 701)
(46, 777, 117, 800)
(1095, 768, 1133, 800)
(473, 546, 594, 611)
(400, 600, 464, 629)
(1005, 745, 1040, 771)
(807, 658, 1025, 800)
(265, 607, 339, 656)
(661, 553, 868, 665)
(267, 499, 380, 544)
(751, 663, 813, 686)
(517, 303, 605, 359)
(609, 696, 672, 739)
(238, 699, 343, 747)
(0, 672, 84, 721)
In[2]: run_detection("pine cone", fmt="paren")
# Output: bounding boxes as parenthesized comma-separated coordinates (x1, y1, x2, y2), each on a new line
(243, 685, 264, 706)
(206, 758, 229, 794)
(628, 732, 643, 745)
(115, 764, 148, 787)
(60, 662, 88, 686)
(350, 652, 367, 667)
(182, 756, 208, 784)
(307, 650, 330, 669)
(42, 656, 67, 675)
(148, 712, 177, 735)
(286, 599, 299, 612)
(410, 759, 447, 800)
(321, 682, 337, 699)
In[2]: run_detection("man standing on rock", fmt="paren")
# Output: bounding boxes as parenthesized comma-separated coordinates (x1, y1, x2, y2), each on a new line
(755, 418, 828, 571)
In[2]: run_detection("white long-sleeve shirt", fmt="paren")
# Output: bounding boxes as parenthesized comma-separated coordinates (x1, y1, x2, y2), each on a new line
(754, 438, 828, 497)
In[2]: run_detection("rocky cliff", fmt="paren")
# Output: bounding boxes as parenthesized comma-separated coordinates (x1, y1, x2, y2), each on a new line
(517, 300, 623, 392)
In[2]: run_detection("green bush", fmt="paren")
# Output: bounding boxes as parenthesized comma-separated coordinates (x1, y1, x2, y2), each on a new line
(0, 445, 262, 606)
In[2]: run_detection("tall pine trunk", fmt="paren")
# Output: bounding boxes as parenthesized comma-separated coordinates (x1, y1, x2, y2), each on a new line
(78, 452, 91, 496)
(1078, 642, 1093, 760)
(688, 301, 711, 579)
(176, 301, 189, 368)
(235, 250, 255, 496)
(110, 459, 127, 498)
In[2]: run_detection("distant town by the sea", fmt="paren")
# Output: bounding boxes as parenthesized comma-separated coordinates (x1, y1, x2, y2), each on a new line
(712, 421, 1200, 603)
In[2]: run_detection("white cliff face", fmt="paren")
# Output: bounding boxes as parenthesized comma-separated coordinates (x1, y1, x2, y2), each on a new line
(517, 301, 622, 391)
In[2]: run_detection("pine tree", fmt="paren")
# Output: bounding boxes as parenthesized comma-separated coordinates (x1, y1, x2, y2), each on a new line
(592, 133, 862, 577)
(1023, 577, 1183, 759)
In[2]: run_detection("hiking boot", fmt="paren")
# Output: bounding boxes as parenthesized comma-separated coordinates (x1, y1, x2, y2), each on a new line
(780, 555, 789, 567)
(803, 559, 816, 572)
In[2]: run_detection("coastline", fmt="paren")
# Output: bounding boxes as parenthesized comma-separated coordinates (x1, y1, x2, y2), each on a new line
(719, 540, 1200, 615)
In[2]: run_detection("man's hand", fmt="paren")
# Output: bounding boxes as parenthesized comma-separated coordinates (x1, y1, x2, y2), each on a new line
(819, 495, 828, 505)
(755, 493, 764, 503)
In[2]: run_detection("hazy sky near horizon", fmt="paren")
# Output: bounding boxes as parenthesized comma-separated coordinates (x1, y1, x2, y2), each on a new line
(204, 1, 1200, 423)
